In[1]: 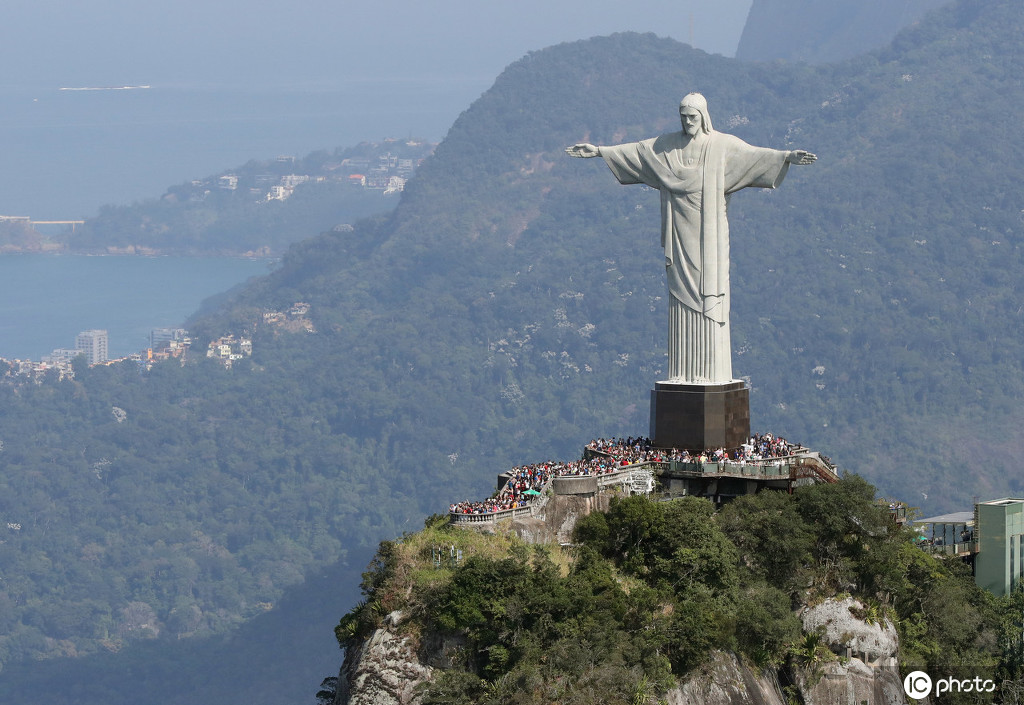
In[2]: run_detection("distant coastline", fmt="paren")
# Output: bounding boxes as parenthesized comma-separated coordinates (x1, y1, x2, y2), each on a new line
(58, 85, 151, 91)
(0, 254, 270, 359)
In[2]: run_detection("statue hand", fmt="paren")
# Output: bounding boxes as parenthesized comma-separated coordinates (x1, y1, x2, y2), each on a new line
(787, 150, 817, 165)
(565, 143, 600, 158)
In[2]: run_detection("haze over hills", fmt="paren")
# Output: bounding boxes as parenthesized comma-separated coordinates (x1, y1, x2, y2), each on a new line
(1, 0, 752, 220)
(737, 0, 949, 62)
(2, 0, 1023, 701)
(201, 0, 1021, 514)
(0, 139, 437, 257)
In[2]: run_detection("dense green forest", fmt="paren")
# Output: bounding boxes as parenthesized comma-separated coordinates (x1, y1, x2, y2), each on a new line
(0, 547, 373, 705)
(337, 480, 1019, 704)
(0, 354, 436, 667)
(1, 0, 1023, 701)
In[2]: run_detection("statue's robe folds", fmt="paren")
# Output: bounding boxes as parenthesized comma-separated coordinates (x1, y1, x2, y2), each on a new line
(601, 131, 790, 384)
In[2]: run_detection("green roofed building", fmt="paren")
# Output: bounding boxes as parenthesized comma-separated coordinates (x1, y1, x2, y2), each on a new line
(974, 498, 1024, 597)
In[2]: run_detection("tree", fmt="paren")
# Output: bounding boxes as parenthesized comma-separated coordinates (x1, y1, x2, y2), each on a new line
(315, 676, 337, 705)
(718, 490, 814, 590)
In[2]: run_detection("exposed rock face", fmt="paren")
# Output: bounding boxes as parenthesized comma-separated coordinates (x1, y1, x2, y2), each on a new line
(797, 659, 906, 705)
(664, 647, 906, 705)
(508, 493, 611, 544)
(801, 596, 898, 665)
(666, 652, 786, 705)
(453, 492, 613, 544)
(797, 597, 906, 705)
(335, 611, 432, 705)
(334, 530, 907, 704)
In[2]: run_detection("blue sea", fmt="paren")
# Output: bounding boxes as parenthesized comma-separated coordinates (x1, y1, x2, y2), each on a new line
(0, 254, 273, 360)
(0, 79, 482, 219)
(0, 79, 484, 361)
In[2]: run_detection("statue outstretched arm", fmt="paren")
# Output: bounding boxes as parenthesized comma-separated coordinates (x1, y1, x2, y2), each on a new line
(786, 150, 817, 165)
(565, 143, 601, 158)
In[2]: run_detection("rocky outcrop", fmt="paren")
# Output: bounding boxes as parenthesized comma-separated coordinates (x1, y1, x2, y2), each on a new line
(797, 597, 905, 705)
(664, 640, 906, 705)
(335, 611, 432, 705)
(334, 527, 908, 705)
(797, 659, 905, 705)
(667, 652, 786, 705)
(801, 596, 899, 667)
(507, 493, 611, 544)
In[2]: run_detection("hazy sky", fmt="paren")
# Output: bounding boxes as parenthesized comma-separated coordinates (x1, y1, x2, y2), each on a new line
(1, 0, 753, 217)
(5, 0, 752, 88)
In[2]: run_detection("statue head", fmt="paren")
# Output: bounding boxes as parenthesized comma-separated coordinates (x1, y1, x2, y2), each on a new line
(679, 93, 713, 135)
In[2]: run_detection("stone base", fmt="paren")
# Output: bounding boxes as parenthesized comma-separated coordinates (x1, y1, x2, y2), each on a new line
(649, 380, 750, 451)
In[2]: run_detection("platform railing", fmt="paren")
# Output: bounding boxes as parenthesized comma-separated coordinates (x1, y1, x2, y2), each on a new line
(450, 466, 634, 526)
(654, 451, 838, 483)
(450, 449, 838, 525)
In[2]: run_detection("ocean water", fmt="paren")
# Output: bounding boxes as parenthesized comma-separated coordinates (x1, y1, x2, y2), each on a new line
(0, 79, 482, 361)
(0, 254, 273, 360)
(0, 79, 482, 219)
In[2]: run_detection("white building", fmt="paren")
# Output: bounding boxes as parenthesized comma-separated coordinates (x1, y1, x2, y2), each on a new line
(76, 330, 109, 365)
(43, 348, 81, 364)
(280, 174, 310, 188)
(268, 185, 292, 201)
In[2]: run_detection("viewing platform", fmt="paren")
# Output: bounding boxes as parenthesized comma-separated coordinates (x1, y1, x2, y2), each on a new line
(914, 510, 978, 558)
(449, 441, 839, 527)
(653, 447, 839, 501)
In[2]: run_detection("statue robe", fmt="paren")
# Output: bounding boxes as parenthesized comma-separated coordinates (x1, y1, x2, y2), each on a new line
(601, 131, 790, 383)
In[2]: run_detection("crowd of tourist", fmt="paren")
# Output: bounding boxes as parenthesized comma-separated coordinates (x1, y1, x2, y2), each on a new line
(449, 461, 553, 516)
(449, 432, 804, 516)
(585, 436, 708, 464)
(588, 433, 799, 464)
(740, 432, 797, 460)
(449, 450, 630, 516)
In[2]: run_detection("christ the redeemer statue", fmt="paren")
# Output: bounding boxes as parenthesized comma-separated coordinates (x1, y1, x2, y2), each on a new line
(567, 93, 816, 384)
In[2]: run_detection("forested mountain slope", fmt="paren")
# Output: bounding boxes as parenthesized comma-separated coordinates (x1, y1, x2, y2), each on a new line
(203, 0, 1023, 512)
(1, 0, 1022, 700)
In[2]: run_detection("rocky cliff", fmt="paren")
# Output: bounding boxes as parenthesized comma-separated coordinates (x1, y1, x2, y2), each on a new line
(334, 610, 434, 705)
(333, 494, 909, 705)
(336, 599, 906, 705)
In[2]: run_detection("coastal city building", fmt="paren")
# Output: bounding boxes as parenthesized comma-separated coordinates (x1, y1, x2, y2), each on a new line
(3, 301, 310, 380)
(172, 142, 432, 205)
(75, 330, 109, 365)
(150, 327, 187, 350)
(43, 348, 81, 365)
(206, 335, 252, 367)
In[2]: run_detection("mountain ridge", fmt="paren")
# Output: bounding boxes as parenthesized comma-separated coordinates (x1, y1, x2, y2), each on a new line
(737, 0, 949, 63)
(204, 0, 1024, 511)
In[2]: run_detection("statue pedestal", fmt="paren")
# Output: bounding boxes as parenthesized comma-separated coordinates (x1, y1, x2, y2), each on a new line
(649, 380, 750, 451)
